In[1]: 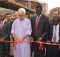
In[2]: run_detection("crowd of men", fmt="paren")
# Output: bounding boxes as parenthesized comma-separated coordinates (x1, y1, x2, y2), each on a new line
(0, 4, 60, 57)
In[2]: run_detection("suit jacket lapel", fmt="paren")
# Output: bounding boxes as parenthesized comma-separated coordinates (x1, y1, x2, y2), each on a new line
(51, 23, 53, 40)
(59, 24, 60, 38)
(2, 21, 7, 29)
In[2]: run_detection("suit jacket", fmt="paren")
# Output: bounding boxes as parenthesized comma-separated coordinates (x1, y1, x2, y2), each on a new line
(31, 14, 49, 41)
(48, 22, 60, 42)
(0, 21, 10, 40)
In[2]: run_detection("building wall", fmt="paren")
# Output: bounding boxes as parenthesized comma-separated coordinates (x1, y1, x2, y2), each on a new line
(0, 7, 15, 13)
(42, 3, 48, 14)
(10, 0, 48, 15)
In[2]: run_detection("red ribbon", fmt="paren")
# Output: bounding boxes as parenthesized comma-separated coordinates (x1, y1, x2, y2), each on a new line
(0, 39, 60, 50)
(14, 38, 19, 50)
(14, 40, 17, 50)
(38, 40, 43, 50)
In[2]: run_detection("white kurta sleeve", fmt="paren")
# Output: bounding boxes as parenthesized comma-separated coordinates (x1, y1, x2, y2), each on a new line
(25, 20, 32, 35)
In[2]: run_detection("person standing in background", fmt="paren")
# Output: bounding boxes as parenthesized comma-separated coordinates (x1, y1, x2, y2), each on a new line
(0, 13, 10, 57)
(50, 10, 60, 23)
(53, 10, 59, 17)
(47, 16, 60, 57)
(0, 13, 5, 57)
(14, 12, 19, 19)
(26, 12, 30, 19)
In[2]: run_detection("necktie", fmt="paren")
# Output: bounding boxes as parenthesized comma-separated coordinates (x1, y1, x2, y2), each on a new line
(36, 16, 40, 29)
(53, 26, 56, 43)
(34, 16, 40, 36)
(0, 22, 3, 30)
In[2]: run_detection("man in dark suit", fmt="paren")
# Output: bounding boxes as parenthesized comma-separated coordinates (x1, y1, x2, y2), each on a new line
(5, 13, 14, 57)
(2, 21, 10, 57)
(0, 13, 11, 57)
(47, 16, 60, 57)
(31, 4, 49, 57)
(0, 14, 5, 57)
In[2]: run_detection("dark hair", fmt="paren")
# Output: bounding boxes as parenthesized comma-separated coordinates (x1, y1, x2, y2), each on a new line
(36, 4, 42, 11)
(54, 10, 59, 14)
(26, 12, 30, 19)
(5, 13, 11, 15)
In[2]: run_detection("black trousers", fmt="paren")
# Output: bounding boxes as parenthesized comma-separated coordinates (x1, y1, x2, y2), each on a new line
(30, 42, 34, 57)
(33, 42, 44, 57)
(2, 42, 10, 57)
(0, 43, 5, 57)
(46, 45, 58, 57)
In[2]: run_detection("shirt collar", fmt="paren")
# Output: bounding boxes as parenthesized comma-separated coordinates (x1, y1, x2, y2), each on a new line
(53, 24, 59, 27)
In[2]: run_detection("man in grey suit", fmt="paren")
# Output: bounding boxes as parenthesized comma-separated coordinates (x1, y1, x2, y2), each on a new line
(31, 4, 49, 57)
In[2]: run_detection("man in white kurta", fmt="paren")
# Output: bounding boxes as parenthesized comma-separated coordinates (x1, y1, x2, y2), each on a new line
(11, 8, 32, 57)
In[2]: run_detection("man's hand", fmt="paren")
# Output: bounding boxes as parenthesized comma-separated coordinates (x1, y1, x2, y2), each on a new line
(19, 38, 24, 43)
(0, 38, 4, 41)
(58, 40, 60, 43)
(14, 38, 19, 43)
(47, 41, 50, 43)
(30, 37, 33, 41)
